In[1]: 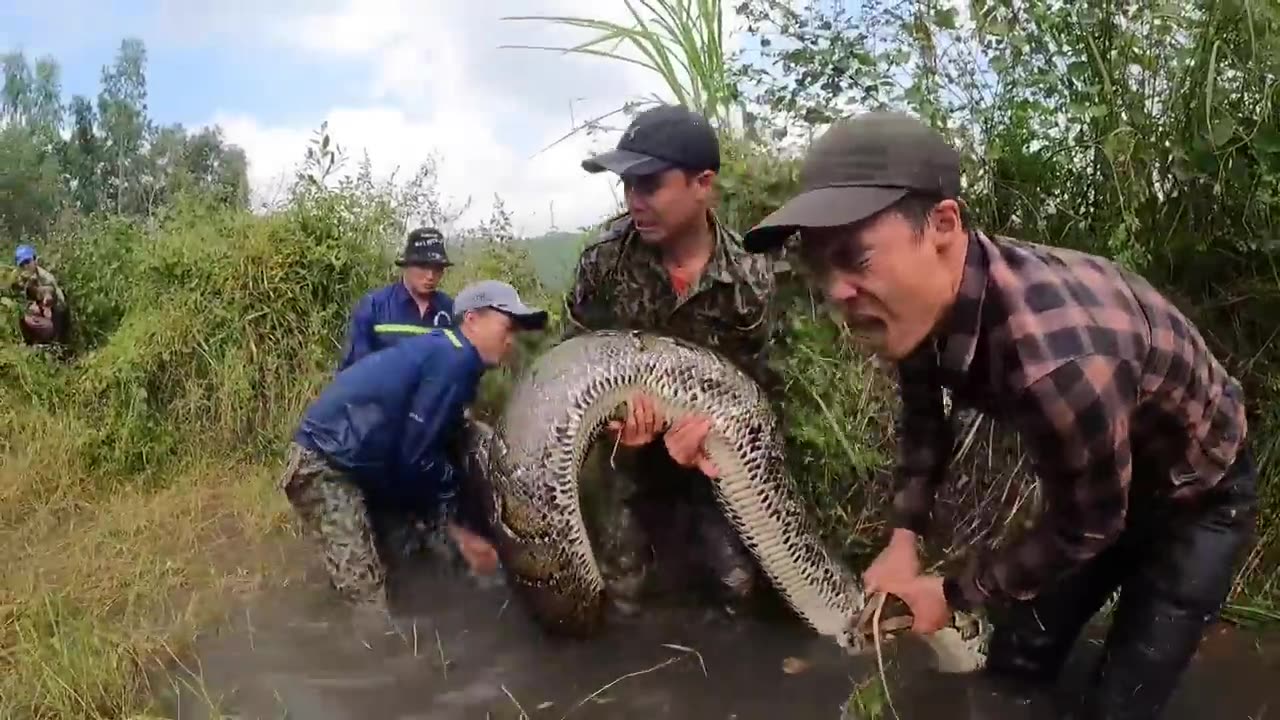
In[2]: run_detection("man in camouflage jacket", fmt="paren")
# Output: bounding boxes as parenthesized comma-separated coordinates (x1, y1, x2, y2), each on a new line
(12, 244, 71, 347)
(564, 104, 782, 614)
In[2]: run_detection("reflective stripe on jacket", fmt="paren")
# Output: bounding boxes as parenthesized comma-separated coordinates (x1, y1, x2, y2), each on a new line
(339, 281, 455, 370)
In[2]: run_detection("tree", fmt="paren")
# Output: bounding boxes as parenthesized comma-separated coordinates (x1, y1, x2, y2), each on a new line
(1, 51, 63, 138)
(143, 123, 250, 211)
(0, 52, 67, 238)
(97, 38, 150, 215)
(61, 95, 105, 214)
(0, 125, 65, 241)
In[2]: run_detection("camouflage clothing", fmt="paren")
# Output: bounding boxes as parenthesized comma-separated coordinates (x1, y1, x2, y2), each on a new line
(279, 417, 497, 608)
(564, 212, 783, 395)
(279, 442, 389, 606)
(12, 266, 70, 347)
(563, 211, 783, 611)
(12, 266, 66, 310)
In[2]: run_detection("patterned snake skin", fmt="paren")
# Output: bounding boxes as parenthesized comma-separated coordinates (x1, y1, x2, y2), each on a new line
(480, 330, 989, 663)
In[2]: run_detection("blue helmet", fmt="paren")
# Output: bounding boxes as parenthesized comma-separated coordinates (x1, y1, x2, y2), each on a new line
(15, 244, 35, 266)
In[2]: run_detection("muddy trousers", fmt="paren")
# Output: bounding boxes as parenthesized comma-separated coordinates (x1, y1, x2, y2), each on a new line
(278, 443, 392, 607)
(982, 445, 1259, 720)
(278, 422, 494, 608)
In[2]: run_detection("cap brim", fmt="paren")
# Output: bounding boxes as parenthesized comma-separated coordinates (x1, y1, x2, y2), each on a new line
(496, 304, 549, 331)
(581, 149, 674, 176)
(742, 186, 909, 253)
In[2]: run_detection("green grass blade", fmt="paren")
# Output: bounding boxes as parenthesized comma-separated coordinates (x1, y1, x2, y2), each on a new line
(496, 44, 662, 74)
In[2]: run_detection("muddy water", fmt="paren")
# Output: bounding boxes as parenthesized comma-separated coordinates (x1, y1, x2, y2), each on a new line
(161, 555, 1279, 720)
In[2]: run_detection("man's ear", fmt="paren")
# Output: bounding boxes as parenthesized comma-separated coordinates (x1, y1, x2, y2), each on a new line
(929, 199, 964, 252)
(933, 199, 963, 233)
(693, 170, 716, 192)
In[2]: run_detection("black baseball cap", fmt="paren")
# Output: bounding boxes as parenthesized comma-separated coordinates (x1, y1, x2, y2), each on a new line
(397, 227, 453, 267)
(582, 104, 720, 177)
(742, 111, 962, 253)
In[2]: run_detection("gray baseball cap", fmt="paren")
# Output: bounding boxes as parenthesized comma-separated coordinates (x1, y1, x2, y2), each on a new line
(742, 111, 962, 253)
(453, 280, 548, 330)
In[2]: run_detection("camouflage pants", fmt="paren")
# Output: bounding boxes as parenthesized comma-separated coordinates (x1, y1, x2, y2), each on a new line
(278, 420, 495, 607)
(278, 442, 391, 606)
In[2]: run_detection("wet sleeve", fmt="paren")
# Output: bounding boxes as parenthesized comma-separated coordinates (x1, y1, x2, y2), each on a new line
(946, 355, 1136, 612)
(397, 361, 469, 515)
(338, 294, 377, 372)
(887, 352, 953, 537)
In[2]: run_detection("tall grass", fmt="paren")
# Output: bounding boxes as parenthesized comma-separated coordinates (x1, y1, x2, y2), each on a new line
(501, 0, 741, 133)
(0, 171, 565, 718)
(0, 187, 376, 718)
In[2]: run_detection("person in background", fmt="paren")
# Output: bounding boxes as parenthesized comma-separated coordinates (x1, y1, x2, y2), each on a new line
(339, 227, 456, 371)
(563, 103, 783, 615)
(281, 280, 548, 613)
(12, 244, 71, 347)
(741, 110, 1258, 720)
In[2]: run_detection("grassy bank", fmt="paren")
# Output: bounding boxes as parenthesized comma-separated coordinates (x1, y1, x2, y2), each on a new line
(0, 167, 579, 717)
(0, 448, 291, 719)
(0, 190, 368, 718)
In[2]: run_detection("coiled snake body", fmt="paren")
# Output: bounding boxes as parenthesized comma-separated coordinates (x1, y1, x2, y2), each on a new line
(479, 330, 987, 664)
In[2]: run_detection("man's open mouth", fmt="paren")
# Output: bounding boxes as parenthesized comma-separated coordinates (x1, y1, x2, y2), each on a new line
(846, 314, 883, 331)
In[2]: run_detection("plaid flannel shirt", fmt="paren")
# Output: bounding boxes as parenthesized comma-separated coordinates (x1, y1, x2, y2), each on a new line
(890, 231, 1248, 612)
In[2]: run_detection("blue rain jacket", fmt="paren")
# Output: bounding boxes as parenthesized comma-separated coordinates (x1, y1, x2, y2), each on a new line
(338, 281, 455, 370)
(296, 327, 483, 513)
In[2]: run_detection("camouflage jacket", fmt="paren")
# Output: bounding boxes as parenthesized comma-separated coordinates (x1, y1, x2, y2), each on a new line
(11, 266, 66, 310)
(563, 212, 783, 398)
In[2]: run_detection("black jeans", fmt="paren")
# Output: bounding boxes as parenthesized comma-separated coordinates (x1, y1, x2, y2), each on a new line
(983, 444, 1260, 719)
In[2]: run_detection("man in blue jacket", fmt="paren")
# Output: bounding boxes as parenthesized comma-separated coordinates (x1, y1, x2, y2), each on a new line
(280, 279, 548, 609)
(338, 226, 457, 371)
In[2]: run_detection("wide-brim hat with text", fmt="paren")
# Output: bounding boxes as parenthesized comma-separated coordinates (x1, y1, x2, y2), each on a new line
(742, 111, 961, 253)
(397, 227, 453, 267)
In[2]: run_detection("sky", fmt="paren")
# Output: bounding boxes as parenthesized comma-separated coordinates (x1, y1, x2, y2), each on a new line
(0, 0, 750, 237)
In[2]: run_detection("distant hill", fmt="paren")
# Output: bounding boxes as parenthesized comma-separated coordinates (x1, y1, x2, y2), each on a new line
(523, 230, 588, 292)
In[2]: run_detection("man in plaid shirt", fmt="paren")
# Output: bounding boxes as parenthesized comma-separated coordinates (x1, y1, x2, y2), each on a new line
(743, 111, 1258, 719)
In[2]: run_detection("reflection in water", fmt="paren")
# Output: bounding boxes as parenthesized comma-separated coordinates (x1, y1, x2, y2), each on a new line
(162, 557, 1278, 720)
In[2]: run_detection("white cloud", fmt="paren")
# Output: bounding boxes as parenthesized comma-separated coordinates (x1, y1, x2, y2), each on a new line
(216, 104, 628, 237)
(210, 0, 745, 237)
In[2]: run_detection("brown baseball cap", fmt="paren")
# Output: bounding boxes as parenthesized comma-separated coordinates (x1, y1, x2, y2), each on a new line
(742, 111, 961, 253)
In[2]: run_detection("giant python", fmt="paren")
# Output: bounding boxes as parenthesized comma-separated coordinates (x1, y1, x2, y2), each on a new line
(474, 330, 989, 668)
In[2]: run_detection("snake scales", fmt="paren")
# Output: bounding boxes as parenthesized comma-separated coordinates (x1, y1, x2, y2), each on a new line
(476, 329, 988, 665)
